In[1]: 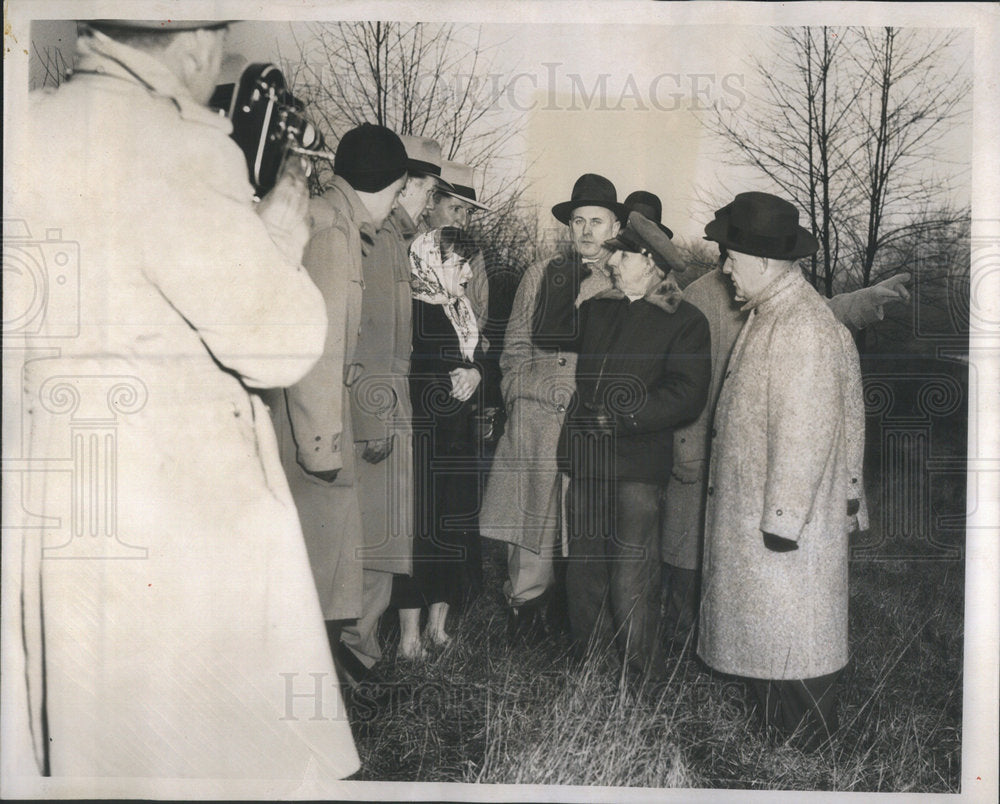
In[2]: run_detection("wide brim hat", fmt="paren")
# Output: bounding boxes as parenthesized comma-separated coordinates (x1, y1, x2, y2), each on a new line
(623, 190, 673, 239)
(551, 173, 628, 225)
(398, 134, 454, 191)
(604, 211, 687, 274)
(85, 20, 233, 31)
(704, 191, 818, 260)
(439, 160, 491, 211)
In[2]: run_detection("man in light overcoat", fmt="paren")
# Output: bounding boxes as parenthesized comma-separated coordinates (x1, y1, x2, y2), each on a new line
(265, 124, 407, 634)
(697, 192, 867, 751)
(480, 173, 626, 637)
(4, 19, 359, 783)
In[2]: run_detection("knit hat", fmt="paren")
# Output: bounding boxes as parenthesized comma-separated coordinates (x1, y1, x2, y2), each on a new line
(334, 124, 408, 193)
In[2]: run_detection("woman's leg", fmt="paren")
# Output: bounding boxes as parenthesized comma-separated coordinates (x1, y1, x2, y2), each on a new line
(425, 601, 452, 646)
(398, 608, 427, 660)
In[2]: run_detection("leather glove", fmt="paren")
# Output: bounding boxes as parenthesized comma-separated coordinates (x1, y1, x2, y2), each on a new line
(360, 437, 394, 465)
(763, 532, 798, 552)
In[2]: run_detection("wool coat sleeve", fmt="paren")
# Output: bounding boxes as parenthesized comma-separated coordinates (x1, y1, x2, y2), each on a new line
(839, 323, 869, 531)
(759, 317, 842, 542)
(613, 305, 712, 435)
(467, 249, 491, 332)
(143, 157, 327, 390)
(283, 221, 352, 475)
(498, 258, 554, 405)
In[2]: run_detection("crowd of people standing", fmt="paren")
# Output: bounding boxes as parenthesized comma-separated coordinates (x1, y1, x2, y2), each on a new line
(6, 18, 913, 786)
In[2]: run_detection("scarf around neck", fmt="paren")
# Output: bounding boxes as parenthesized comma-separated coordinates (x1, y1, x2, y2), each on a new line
(409, 228, 480, 361)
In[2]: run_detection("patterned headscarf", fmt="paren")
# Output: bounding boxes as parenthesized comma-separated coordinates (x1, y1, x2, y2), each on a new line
(409, 228, 480, 362)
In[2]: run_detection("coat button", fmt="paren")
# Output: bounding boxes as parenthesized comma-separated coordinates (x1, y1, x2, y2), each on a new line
(725, 370, 731, 379)
(680, 437, 686, 443)
(707, 486, 714, 496)
(556, 404, 566, 413)
(558, 357, 567, 366)
(711, 428, 717, 438)
(776, 509, 783, 516)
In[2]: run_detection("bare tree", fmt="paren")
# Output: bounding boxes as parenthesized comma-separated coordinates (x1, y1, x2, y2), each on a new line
(845, 28, 972, 292)
(283, 21, 537, 338)
(710, 27, 863, 295)
(283, 22, 519, 192)
(710, 26, 971, 306)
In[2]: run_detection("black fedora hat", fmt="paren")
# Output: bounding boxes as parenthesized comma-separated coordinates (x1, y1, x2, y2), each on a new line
(623, 191, 674, 239)
(551, 173, 627, 225)
(604, 211, 686, 274)
(704, 192, 818, 260)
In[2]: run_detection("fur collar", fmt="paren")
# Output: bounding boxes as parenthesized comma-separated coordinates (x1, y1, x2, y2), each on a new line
(591, 272, 683, 314)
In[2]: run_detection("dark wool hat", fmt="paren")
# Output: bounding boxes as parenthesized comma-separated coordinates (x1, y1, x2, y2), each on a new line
(551, 173, 628, 225)
(334, 124, 408, 193)
(604, 211, 686, 274)
(623, 191, 674, 239)
(704, 191, 819, 260)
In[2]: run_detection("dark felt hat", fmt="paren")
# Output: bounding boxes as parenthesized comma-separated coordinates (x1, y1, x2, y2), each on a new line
(623, 191, 674, 239)
(334, 124, 408, 193)
(551, 173, 627, 225)
(604, 211, 687, 274)
(704, 191, 818, 259)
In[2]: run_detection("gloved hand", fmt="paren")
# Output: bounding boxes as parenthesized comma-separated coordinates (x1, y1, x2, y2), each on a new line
(360, 437, 394, 465)
(257, 158, 311, 263)
(763, 532, 798, 552)
(835, 273, 912, 329)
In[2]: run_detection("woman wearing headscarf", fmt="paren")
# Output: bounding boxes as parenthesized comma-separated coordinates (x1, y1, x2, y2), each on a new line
(391, 226, 491, 658)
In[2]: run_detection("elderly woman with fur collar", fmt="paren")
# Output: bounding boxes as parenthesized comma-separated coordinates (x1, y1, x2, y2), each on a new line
(531, 212, 711, 677)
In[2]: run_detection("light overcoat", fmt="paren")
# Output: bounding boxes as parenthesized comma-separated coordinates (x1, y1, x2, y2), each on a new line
(664, 268, 873, 570)
(263, 176, 369, 620)
(350, 205, 416, 574)
(479, 249, 612, 552)
(697, 271, 866, 680)
(4, 32, 359, 782)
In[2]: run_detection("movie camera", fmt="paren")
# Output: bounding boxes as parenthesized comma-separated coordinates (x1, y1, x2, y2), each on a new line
(209, 63, 333, 198)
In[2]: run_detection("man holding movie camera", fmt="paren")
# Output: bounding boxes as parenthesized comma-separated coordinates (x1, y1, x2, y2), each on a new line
(4, 19, 359, 783)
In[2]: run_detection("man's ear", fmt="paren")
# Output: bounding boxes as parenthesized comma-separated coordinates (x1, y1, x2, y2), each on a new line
(611, 219, 622, 236)
(167, 28, 219, 88)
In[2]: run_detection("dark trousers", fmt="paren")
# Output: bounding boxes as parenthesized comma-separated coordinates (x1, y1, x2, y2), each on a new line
(748, 669, 842, 752)
(661, 563, 699, 645)
(566, 476, 664, 677)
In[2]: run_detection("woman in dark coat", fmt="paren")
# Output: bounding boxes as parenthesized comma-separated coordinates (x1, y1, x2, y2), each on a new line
(391, 226, 491, 658)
